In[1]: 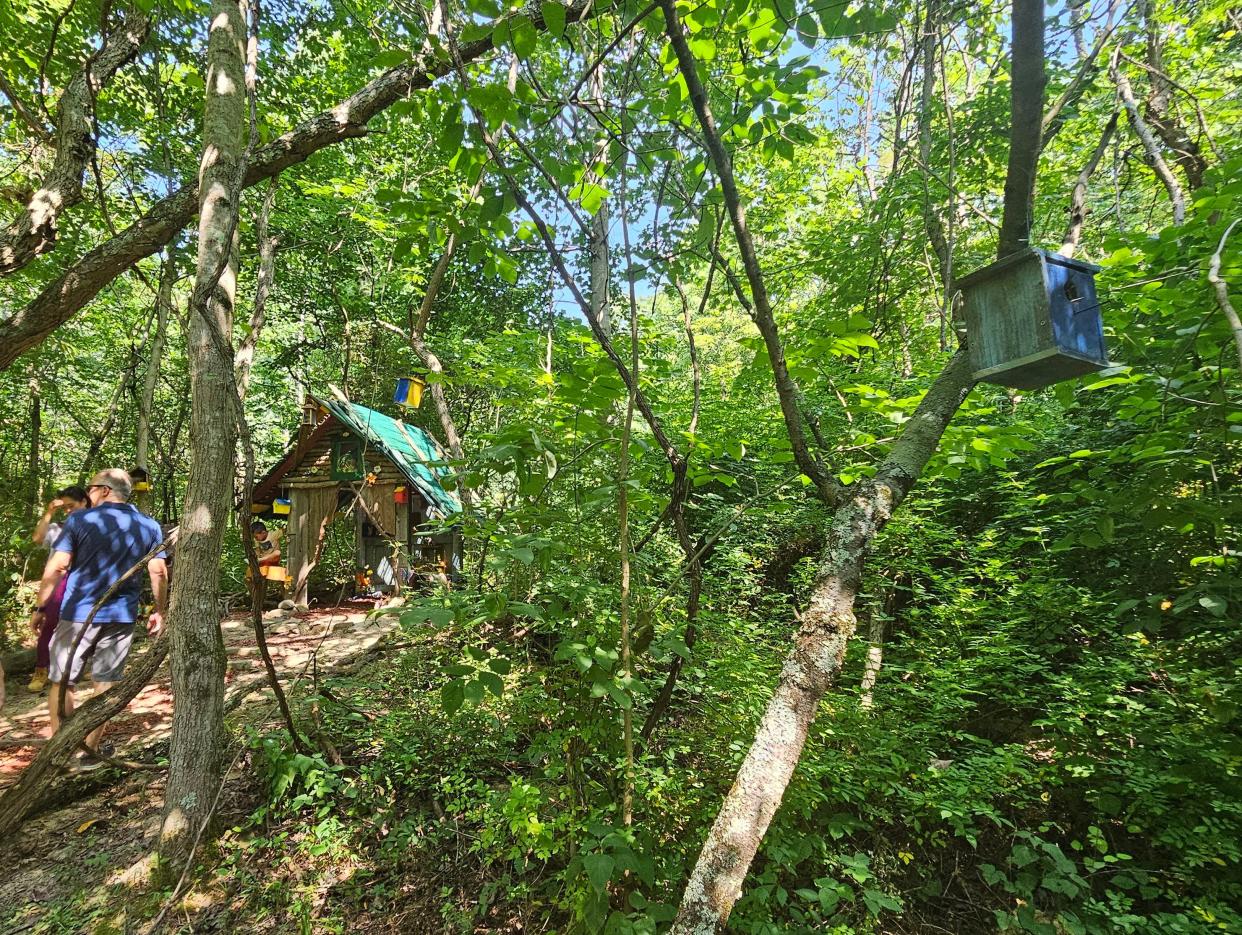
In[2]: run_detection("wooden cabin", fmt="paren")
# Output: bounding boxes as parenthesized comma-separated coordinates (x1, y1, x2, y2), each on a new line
(252, 396, 462, 603)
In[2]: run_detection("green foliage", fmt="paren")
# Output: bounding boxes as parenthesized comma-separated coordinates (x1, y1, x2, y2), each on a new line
(1, 0, 1240, 932)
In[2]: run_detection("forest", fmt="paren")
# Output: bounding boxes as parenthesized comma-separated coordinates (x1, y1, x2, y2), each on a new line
(0, 0, 1239, 931)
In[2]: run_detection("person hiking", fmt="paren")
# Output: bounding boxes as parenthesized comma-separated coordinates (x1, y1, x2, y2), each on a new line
(27, 485, 90, 693)
(30, 468, 168, 770)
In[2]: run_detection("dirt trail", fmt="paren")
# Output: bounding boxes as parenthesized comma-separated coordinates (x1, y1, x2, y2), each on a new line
(0, 605, 401, 932)
(0, 606, 395, 778)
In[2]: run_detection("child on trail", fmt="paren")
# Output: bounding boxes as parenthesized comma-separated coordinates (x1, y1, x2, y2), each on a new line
(28, 485, 90, 693)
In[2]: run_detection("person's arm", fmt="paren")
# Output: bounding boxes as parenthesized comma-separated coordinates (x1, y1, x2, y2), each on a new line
(29, 550, 71, 633)
(32, 499, 60, 547)
(258, 530, 282, 565)
(146, 557, 168, 637)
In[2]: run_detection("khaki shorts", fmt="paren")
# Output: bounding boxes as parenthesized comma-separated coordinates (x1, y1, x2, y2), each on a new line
(48, 620, 134, 685)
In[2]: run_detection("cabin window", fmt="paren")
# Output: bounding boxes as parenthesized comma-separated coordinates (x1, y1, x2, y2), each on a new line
(331, 437, 366, 480)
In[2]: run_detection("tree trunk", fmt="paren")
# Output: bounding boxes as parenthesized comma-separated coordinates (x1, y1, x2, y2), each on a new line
(136, 250, 175, 514)
(668, 0, 1045, 928)
(159, 0, 247, 861)
(670, 351, 976, 932)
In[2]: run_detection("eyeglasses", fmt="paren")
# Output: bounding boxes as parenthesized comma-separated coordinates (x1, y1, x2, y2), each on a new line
(87, 484, 112, 492)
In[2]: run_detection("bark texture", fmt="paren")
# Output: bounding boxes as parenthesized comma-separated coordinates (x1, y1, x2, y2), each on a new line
(0, 6, 150, 276)
(159, 0, 247, 860)
(0, 0, 598, 372)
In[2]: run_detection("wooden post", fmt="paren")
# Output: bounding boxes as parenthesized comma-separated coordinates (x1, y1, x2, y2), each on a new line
(287, 487, 310, 605)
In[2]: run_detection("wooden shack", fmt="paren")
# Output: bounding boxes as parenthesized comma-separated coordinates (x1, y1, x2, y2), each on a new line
(252, 395, 462, 603)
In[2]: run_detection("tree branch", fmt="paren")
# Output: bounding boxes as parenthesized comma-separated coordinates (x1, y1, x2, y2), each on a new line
(1039, 0, 1122, 148)
(658, 0, 839, 507)
(1207, 218, 1242, 373)
(1111, 48, 1185, 226)
(1060, 110, 1118, 257)
(0, 68, 52, 140)
(0, 0, 602, 372)
(0, 4, 150, 276)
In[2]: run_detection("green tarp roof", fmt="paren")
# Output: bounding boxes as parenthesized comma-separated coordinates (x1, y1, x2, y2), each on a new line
(319, 397, 461, 517)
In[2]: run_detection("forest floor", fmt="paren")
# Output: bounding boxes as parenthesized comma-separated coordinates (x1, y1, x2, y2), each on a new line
(0, 604, 402, 934)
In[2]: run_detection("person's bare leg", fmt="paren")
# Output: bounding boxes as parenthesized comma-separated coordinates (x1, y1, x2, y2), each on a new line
(84, 680, 116, 750)
(47, 683, 75, 735)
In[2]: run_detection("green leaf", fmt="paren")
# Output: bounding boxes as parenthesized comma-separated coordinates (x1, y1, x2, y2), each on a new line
(373, 49, 407, 69)
(541, 1, 567, 38)
(511, 14, 537, 58)
(491, 18, 511, 50)
(688, 36, 717, 60)
(1096, 515, 1115, 541)
(584, 853, 614, 893)
(441, 679, 465, 715)
(568, 179, 609, 214)
(479, 670, 505, 697)
(1199, 595, 1227, 618)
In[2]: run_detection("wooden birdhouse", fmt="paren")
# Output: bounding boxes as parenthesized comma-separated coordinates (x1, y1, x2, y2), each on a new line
(128, 466, 151, 492)
(393, 375, 425, 408)
(959, 248, 1108, 389)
